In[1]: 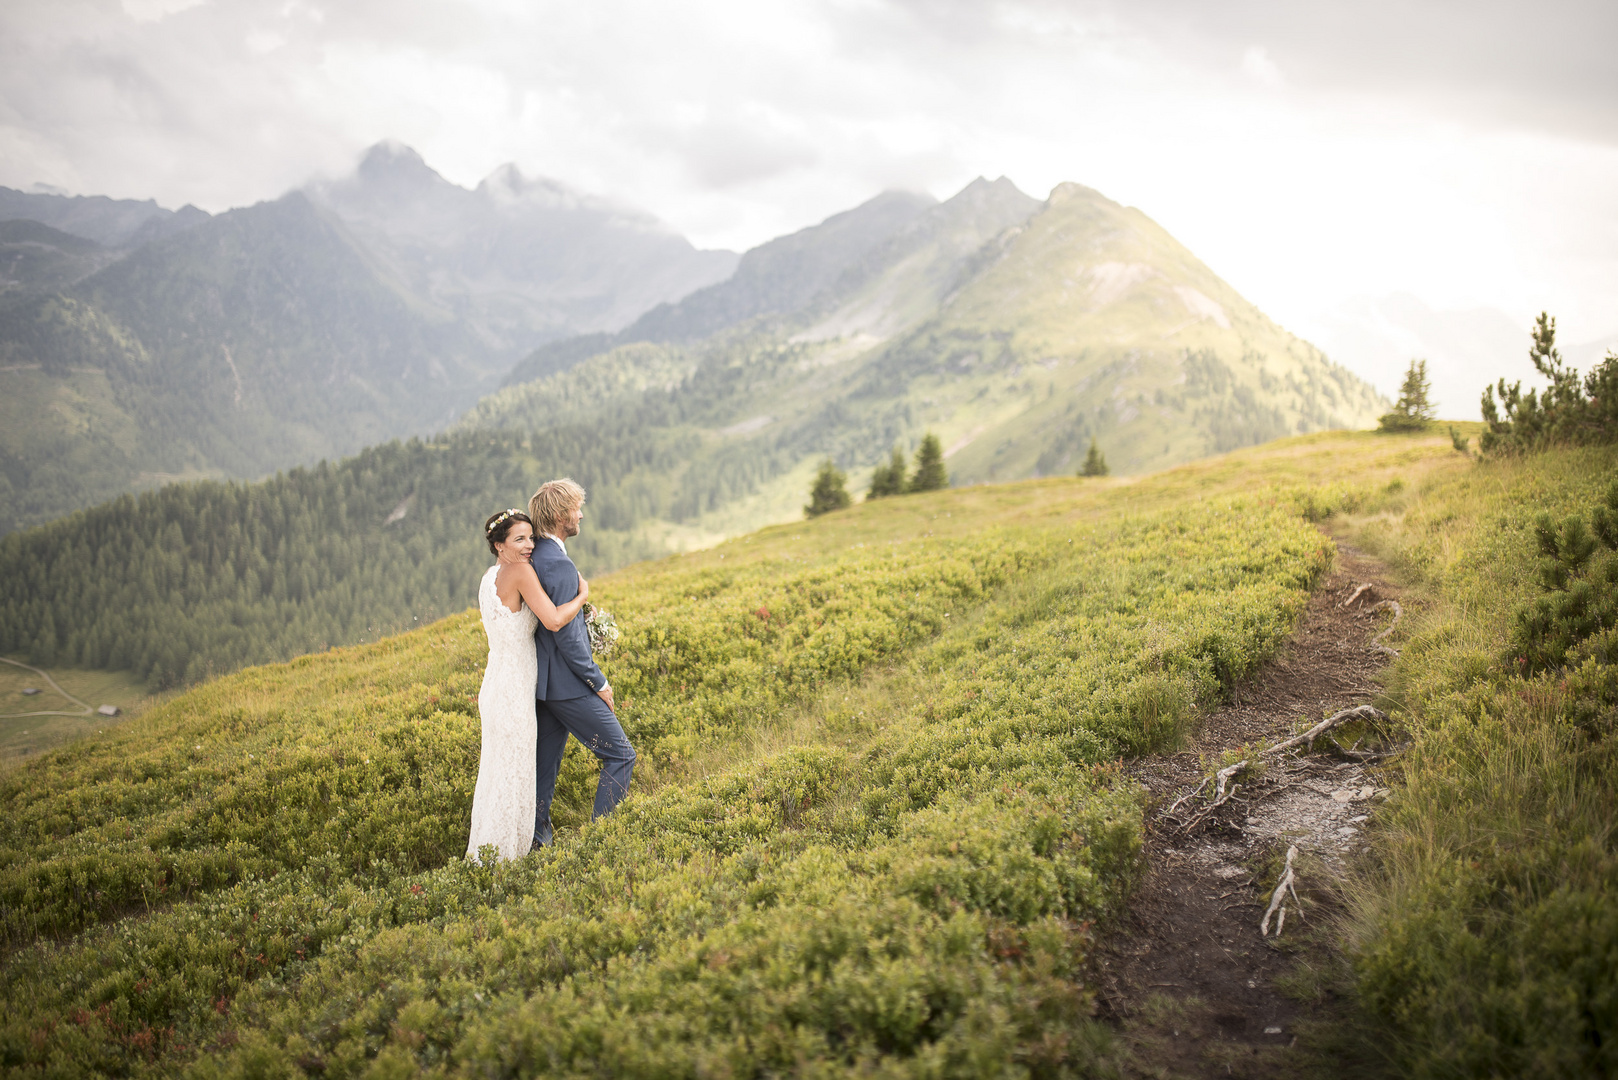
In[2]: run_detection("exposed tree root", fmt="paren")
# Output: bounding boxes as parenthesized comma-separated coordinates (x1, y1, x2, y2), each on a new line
(1260, 845, 1302, 938)
(1369, 599, 1403, 656)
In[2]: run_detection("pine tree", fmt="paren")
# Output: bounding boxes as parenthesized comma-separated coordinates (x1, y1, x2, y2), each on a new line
(804, 460, 852, 518)
(1378, 359, 1435, 432)
(909, 433, 948, 492)
(1079, 439, 1109, 477)
(866, 446, 908, 500)
(1481, 313, 1618, 453)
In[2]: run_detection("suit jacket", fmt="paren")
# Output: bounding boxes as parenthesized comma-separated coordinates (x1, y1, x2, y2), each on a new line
(530, 537, 608, 701)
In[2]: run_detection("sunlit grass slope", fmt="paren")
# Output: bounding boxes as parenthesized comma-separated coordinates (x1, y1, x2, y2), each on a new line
(0, 430, 1462, 1077)
(1334, 442, 1618, 1074)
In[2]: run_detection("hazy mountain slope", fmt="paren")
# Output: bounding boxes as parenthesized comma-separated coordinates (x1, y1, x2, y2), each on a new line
(501, 188, 940, 388)
(855, 182, 1385, 480)
(0, 193, 503, 533)
(794, 176, 1043, 344)
(0, 146, 744, 535)
(0, 220, 121, 300)
(485, 179, 1383, 537)
(307, 142, 738, 354)
(0, 185, 210, 247)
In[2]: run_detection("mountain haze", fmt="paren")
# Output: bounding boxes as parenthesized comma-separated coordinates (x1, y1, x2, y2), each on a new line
(479, 178, 1384, 523)
(307, 142, 739, 354)
(499, 186, 955, 386)
(0, 185, 211, 248)
(0, 144, 738, 534)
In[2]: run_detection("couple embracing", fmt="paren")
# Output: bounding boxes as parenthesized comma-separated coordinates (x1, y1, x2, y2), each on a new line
(465, 478, 636, 861)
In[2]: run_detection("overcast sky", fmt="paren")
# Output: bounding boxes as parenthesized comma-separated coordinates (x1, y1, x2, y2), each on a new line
(4, 0, 1616, 377)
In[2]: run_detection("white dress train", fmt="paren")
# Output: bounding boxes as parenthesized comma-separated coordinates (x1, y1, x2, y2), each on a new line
(466, 565, 538, 861)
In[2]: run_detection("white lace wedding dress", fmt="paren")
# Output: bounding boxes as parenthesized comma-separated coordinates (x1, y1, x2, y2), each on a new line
(465, 565, 538, 861)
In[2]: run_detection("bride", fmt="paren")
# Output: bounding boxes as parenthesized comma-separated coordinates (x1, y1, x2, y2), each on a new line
(467, 508, 589, 861)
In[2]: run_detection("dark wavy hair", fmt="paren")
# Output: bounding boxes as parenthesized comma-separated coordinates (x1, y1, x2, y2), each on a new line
(483, 508, 534, 556)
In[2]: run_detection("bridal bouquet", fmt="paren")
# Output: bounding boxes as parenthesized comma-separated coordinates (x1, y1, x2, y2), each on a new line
(582, 602, 620, 657)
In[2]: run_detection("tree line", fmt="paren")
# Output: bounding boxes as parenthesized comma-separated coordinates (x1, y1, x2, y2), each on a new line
(0, 333, 927, 688)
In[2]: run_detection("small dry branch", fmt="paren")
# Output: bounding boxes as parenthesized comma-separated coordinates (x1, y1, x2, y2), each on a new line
(1341, 583, 1374, 608)
(1164, 776, 1209, 816)
(1177, 760, 1249, 832)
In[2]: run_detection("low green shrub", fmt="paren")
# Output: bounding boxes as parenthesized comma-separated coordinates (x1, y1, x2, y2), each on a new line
(1345, 446, 1618, 1075)
(0, 481, 1331, 1076)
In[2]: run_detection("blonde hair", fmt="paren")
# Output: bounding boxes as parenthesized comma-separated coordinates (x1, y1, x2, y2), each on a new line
(528, 478, 586, 535)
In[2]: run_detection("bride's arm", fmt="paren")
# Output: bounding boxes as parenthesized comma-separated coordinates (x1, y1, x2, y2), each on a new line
(513, 565, 589, 631)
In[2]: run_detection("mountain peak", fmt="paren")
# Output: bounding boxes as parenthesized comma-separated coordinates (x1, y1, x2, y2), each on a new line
(346, 141, 460, 197)
(1046, 181, 1109, 207)
(358, 139, 429, 173)
(477, 163, 583, 210)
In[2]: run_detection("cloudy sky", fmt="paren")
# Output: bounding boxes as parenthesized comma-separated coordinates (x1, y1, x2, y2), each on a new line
(3, 0, 1615, 410)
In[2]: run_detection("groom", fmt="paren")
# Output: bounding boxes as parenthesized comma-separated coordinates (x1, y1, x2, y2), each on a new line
(527, 478, 636, 849)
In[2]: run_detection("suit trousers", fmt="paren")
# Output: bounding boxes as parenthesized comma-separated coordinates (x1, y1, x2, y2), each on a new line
(533, 694, 636, 846)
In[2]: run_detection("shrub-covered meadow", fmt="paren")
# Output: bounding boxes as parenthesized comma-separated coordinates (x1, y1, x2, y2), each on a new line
(1338, 445, 1618, 1075)
(0, 436, 1354, 1077)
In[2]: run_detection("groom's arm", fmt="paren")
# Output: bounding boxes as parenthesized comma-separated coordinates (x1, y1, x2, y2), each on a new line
(540, 554, 611, 697)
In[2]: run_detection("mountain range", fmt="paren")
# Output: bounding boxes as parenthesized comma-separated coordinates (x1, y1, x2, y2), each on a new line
(473, 175, 1385, 508)
(0, 149, 1391, 686)
(0, 147, 738, 533)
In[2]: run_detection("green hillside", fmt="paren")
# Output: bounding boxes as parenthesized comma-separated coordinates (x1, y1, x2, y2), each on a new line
(0, 220, 119, 300)
(475, 179, 1384, 536)
(0, 433, 1358, 1076)
(4, 430, 1612, 1076)
(877, 182, 1383, 481)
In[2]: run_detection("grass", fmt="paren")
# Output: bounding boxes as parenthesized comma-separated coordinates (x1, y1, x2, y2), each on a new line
(5, 425, 1606, 1078)
(1331, 440, 1618, 1074)
(0, 431, 1365, 1078)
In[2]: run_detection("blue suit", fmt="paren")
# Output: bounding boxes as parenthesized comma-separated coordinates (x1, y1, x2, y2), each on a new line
(530, 536, 635, 845)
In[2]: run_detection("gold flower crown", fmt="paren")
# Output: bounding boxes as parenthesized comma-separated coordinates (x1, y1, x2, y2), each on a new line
(485, 508, 525, 536)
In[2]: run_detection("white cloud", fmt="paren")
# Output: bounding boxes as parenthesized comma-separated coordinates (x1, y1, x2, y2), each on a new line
(1240, 45, 1282, 88)
(120, 0, 208, 23)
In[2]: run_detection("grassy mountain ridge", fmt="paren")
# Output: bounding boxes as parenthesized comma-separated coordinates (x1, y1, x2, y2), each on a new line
(1, 433, 1368, 1076)
(9, 431, 1606, 1075)
(848, 181, 1383, 482)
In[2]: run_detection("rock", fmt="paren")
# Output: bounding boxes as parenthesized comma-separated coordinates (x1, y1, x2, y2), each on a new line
(21, 687, 40, 695)
(97, 704, 119, 717)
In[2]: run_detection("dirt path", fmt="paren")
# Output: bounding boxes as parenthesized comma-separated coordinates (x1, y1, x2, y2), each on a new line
(1096, 539, 1400, 1078)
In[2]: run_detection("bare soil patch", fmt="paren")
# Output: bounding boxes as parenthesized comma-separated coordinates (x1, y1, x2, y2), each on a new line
(1095, 538, 1400, 1078)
